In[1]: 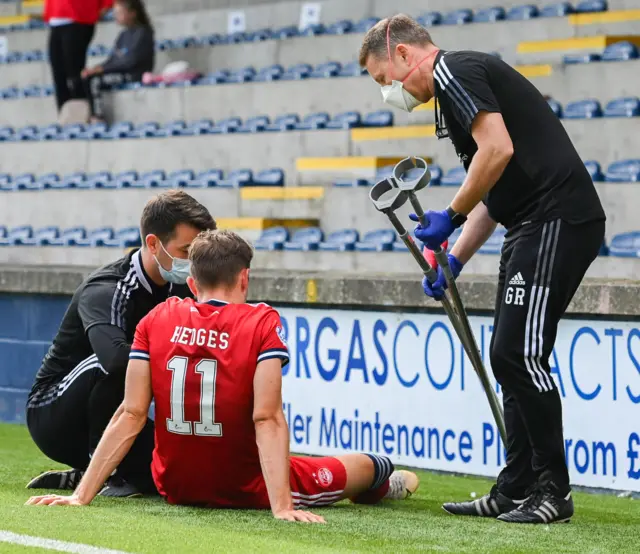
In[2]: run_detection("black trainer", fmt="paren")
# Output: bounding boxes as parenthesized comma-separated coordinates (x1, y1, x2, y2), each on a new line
(442, 485, 524, 517)
(497, 481, 573, 524)
(26, 469, 84, 490)
(98, 476, 143, 498)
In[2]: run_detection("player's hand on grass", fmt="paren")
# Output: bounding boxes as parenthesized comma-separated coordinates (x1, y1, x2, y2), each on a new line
(274, 509, 326, 524)
(25, 494, 87, 506)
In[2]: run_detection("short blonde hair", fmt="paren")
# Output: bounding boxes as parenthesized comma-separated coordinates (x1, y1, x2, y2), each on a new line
(358, 14, 433, 67)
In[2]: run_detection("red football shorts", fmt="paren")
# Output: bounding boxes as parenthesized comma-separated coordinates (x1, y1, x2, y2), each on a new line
(289, 456, 347, 509)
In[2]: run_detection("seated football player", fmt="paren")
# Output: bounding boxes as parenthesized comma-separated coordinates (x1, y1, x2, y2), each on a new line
(26, 230, 419, 522)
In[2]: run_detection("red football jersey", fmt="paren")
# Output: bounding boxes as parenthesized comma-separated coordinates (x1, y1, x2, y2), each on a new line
(130, 296, 289, 507)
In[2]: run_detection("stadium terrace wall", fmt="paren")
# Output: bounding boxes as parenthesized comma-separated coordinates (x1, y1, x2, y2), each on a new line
(1, 266, 639, 492)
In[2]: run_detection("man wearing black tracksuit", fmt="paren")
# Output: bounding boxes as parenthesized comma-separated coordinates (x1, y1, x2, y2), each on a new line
(360, 15, 605, 523)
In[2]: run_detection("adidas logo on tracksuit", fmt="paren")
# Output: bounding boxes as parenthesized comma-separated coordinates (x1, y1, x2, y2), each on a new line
(509, 272, 526, 286)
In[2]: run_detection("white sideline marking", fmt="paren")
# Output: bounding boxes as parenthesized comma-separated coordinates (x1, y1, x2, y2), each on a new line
(0, 531, 132, 554)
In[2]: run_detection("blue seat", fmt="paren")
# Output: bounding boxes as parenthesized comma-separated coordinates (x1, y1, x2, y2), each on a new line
(103, 227, 142, 248)
(253, 227, 289, 250)
(283, 227, 324, 251)
(167, 170, 195, 187)
(254, 64, 284, 82)
(355, 230, 396, 252)
(0, 174, 12, 191)
(20, 226, 60, 246)
(540, 1, 574, 17)
(362, 110, 393, 127)
(39, 124, 62, 140)
(295, 112, 330, 130)
(310, 61, 342, 79)
(55, 172, 86, 189)
(428, 165, 443, 186)
(301, 24, 325, 37)
(22, 85, 43, 97)
(563, 99, 602, 119)
(13, 173, 36, 190)
(608, 232, 640, 258)
(602, 41, 638, 62)
(75, 227, 115, 247)
(417, 12, 442, 26)
(0, 226, 33, 246)
(605, 159, 640, 182)
(326, 111, 362, 129)
(265, 114, 300, 132)
(353, 17, 380, 33)
(319, 229, 359, 251)
(479, 228, 507, 255)
(564, 53, 601, 64)
(599, 240, 609, 256)
(604, 97, 640, 117)
(0, 87, 19, 99)
(274, 26, 299, 39)
(218, 169, 254, 188)
(575, 0, 607, 13)
(158, 120, 188, 137)
(104, 121, 133, 139)
(326, 20, 353, 35)
(280, 63, 313, 81)
(338, 61, 367, 77)
(507, 4, 540, 20)
(129, 122, 160, 138)
(440, 166, 466, 186)
(34, 173, 58, 189)
(190, 169, 223, 188)
(0, 126, 14, 141)
(334, 178, 372, 187)
(442, 9, 473, 25)
(174, 36, 198, 49)
(211, 117, 242, 134)
(82, 171, 113, 188)
(0, 226, 6, 241)
(226, 67, 256, 83)
(199, 70, 230, 85)
(138, 170, 167, 188)
(584, 160, 604, 181)
(114, 171, 139, 188)
(79, 122, 108, 140)
(253, 168, 285, 186)
(188, 119, 216, 135)
(547, 99, 563, 117)
(225, 32, 248, 45)
(474, 7, 506, 22)
(249, 29, 273, 42)
(157, 39, 176, 51)
(14, 126, 39, 141)
(236, 115, 270, 133)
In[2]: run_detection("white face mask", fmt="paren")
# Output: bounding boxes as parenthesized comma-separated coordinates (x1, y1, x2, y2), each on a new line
(381, 80, 423, 113)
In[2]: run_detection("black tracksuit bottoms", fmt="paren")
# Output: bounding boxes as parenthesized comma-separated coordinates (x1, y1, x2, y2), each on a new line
(491, 218, 605, 497)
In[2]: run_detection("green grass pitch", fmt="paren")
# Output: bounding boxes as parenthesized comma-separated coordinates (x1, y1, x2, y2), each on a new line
(1, 423, 639, 553)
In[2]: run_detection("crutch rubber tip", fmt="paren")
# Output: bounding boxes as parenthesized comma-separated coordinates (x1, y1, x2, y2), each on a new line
(423, 240, 449, 269)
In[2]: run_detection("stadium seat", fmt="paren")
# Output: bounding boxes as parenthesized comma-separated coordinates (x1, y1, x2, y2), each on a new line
(319, 229, 360, 251)
(129, 122, 160, 138)
(575, 0, 607, 13)
(601, 41, 638, 62)
(80, 122, 108, 140)
(474, 7, 506, 22)
(418, 12, 442, 26)
(265, 114, 300, 132)
(104, 121, 133, 139)
(547, 99, 563, 117)
(254, 64, 284, 82)
(211, 117, 242, 134)
(217, 169, 253, 188)
(428, 165, 443, 186)
(564, 53, 601, 64)
(301, 23, 325, 37)
(283, 227, 324, 251)
(103, 227, 142, 248)
(138, 170, 167, 188)
(13, 173, 36, 190)
(310, 62, 342, 79)
(280, 63, 313, 81)
(440, 166, 466, 186)
(326, 111, 362, 129)
(226, 67, 256, 83)
(353, 17, 380, 33)
(355, 229, 396, 252)
(584, 160, 604, 181)
(274, 25, 299, 39)
(12, 125, 39, 141)
(479, 228, 507, 254)
(295, 112, 330, 130)
(334, 178, 372, 187)
(114, 171, 139, 188)
(191, 169, 223, 187)
(249, 29, 272, 42)
(253, 168, 285, 186)
(253, 227, 289, 250)
(599, 239, 609, 256)
(362, 110, 393, 127)
(82, 171, 113, 189)
(189, 119, 215, 135)
(20, 226, 60, 246)
(39, 124, 62, 141)
(75, 227, 115, 247)
(0, 225, 33, 246)
(605, 159, 640, 182)
(326, 20, 353, 35)
(236, 115, 270, 133)
(540, 2, 574, 17)
(338, 61, 367, 77)
(0, 174, 11, 191)
(604, 97, 640, 117)
(158, 120, 188, 137)
(442, 9, 473, 25)
(563, 99, 602, 119)
(167, 170, 195, 187)
(608, 232, 640, 257)
(57, 172, 87, 189)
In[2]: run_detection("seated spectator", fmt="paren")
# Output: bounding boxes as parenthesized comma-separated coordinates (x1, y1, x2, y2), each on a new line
(81, 0, 154, 122)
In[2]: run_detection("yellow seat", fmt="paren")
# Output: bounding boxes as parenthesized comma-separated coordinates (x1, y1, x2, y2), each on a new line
(518, 35, 640, 54)
(240, 187, 324, 201)
(351, 125, 436, 142)
(569, 9, 640, 26)
(216, 217, 319, 231)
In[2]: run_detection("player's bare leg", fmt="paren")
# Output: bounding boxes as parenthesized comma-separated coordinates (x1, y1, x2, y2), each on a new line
(335, 454, 419, 503)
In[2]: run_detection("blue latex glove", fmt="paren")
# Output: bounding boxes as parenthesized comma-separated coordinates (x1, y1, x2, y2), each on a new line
(410, 210, 455, 251)
(422, 253, 464, 300)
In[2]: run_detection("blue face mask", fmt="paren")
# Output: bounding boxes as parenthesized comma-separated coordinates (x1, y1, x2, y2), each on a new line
(155, 242, 191, 285)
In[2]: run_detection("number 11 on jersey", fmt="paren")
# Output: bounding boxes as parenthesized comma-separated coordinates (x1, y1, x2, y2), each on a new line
(166, 356, 223, 437)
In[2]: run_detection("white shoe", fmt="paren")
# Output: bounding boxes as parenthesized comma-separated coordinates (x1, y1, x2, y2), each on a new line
(385, 470, 420, 500)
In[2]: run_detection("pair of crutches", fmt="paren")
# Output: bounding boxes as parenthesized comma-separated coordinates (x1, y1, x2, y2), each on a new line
(369, 157, 507, 445)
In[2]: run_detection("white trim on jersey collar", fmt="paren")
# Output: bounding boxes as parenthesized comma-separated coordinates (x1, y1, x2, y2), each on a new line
(132, 249, 153, 294)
